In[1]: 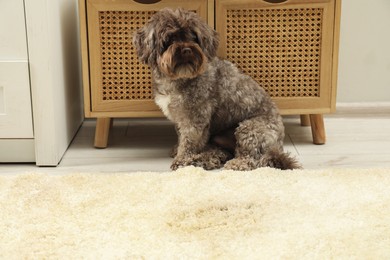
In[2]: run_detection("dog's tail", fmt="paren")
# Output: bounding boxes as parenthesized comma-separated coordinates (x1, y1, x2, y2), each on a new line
(260, 148, 302, 170)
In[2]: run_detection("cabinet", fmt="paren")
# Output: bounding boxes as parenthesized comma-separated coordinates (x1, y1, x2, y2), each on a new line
(79, 0, 341, 147)
(1, 0, 83, 165)
(0, 0, 35, 162)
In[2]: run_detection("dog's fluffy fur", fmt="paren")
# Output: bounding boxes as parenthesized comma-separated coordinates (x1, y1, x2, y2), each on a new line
(133, 8, 300, 171)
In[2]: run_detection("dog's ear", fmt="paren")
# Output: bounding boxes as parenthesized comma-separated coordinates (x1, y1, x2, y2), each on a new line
(132, 25, 157, 66)
(198, 26, 219, 59)
(193, 20, 219, 60)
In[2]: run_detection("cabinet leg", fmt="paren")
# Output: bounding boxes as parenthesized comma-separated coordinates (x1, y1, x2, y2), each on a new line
(300, 115, 311, 126)
(94, 117, 112, 148)
(309, 114, 326, 145)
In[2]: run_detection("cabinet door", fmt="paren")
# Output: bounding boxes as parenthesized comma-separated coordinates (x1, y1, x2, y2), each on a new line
(86, 0, 209, 113)
(216, 0, 337, 114)
(0, 0, 33, 139)
(0, 0, 28, 60)
(0, 62, 33, 138)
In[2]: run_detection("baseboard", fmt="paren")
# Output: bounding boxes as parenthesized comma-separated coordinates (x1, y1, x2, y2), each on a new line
(335, 102, 390, 115)
(0, 139, 35, 163)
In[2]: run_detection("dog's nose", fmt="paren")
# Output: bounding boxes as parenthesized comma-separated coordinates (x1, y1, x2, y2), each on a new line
(181, 47, 192, 55)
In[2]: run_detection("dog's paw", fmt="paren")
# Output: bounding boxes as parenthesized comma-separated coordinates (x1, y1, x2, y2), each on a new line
(171, 152, 227, 171)
(194, 155, 223, 170)
(170, 156, 192, 170)
(224, 157, 258, 171)
(171, 158, 207, 170)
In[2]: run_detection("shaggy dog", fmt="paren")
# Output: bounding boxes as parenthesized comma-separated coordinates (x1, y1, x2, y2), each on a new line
(133, 8, 300, 170)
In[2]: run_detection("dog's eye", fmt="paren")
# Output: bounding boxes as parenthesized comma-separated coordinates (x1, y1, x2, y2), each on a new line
(161, 39, 173, 53)
(191, 33, 200, 44)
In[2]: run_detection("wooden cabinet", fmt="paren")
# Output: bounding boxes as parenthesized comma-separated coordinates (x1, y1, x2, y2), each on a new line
(79, 0, 211, 147)
(84, 0, 209, 115)
(216, 0, 340, 114)
(216, 0, 341, 144)
(79, 0, 341, 147)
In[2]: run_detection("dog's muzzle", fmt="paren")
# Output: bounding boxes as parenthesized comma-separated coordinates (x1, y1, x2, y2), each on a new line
(158, 43, 207, 79)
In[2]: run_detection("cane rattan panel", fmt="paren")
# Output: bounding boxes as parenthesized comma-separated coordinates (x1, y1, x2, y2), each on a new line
(225, 8, 323, 98)
(99, 11, 155, 101)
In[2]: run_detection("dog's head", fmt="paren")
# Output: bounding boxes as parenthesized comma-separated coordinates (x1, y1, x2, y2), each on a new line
(133, 8, 219, 79)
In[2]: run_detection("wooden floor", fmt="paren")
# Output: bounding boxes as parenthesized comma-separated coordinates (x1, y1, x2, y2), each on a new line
(1, 108, 390, 174)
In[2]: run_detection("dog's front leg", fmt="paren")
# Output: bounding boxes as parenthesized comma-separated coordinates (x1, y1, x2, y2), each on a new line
(171, 123, 209, 170)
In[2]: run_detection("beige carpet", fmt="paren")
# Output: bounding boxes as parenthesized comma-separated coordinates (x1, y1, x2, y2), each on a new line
(1, 167, 390, 259)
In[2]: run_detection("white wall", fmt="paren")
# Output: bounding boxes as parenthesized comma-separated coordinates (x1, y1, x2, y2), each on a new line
(337, 0, 390, 103)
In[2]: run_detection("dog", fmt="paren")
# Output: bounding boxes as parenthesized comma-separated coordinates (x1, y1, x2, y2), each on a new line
(133, 8, 300, 171)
